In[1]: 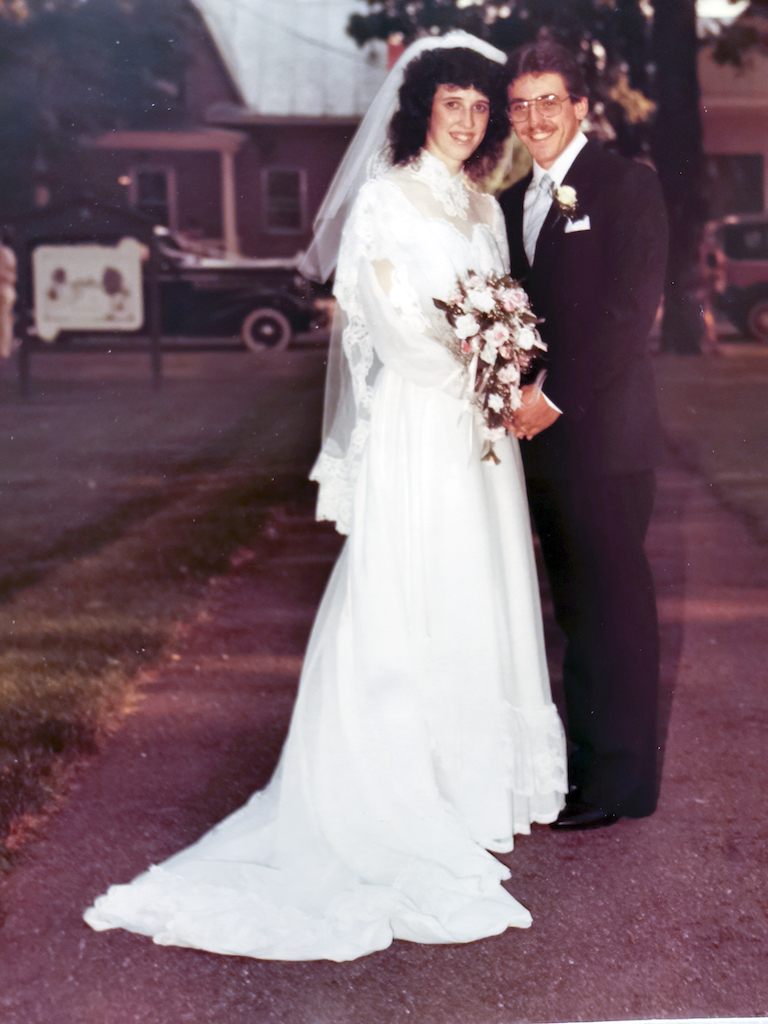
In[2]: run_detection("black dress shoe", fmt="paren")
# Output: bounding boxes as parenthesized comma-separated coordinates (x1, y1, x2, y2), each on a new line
(549, 801, 620, 831)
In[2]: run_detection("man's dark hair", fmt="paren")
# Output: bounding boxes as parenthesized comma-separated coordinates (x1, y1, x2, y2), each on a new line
(388, 47, 510, 180)
(507, 39, 588, 101)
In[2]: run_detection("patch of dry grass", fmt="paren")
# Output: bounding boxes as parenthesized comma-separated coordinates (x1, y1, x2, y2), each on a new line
(0, 470, 307, 863)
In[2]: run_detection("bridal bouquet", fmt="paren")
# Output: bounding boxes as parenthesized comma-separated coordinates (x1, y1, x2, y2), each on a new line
(434, 270, 546, 463)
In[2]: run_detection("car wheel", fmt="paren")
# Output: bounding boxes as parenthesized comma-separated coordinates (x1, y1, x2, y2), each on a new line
(241, 307, 292, 352)
(746, 299, 768, 342)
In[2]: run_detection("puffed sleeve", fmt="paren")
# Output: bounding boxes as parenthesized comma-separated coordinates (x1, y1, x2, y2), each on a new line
(336, 177, 464, 396)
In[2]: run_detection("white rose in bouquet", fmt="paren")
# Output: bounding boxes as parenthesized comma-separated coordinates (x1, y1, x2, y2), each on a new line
(517, 325, 538, 350)
(498, 362, 520, 385)
(455, 313, 480, 340)
(466, 288, 496, 314)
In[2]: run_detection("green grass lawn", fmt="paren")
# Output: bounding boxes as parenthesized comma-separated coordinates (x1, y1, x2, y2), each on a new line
(0, 468, 308, 865)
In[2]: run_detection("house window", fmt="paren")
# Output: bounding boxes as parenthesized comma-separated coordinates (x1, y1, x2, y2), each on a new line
(130, 167, 176, 228)
(705, 154, 764, 219)
(262, 168, 306, 233)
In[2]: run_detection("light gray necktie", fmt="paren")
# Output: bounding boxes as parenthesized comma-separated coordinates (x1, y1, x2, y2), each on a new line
(523, 172, 554, 266)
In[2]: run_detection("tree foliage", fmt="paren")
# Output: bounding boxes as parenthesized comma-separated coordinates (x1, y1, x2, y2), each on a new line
(704, 0, 768, 66)
(0, 0, 194, 217)
(349, 0, 658, 156)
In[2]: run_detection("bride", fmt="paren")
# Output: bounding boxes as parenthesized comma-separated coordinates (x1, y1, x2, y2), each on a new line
(84, 32, 567, 962)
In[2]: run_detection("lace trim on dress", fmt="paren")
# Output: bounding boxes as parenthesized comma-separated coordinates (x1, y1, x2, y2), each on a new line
(310, 421, 369, 537)
(410, 150, 470, 220)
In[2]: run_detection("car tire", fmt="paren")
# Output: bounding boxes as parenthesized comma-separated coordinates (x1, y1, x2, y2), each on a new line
(746, 299, 768, 342)
(241, 307, 292, 352)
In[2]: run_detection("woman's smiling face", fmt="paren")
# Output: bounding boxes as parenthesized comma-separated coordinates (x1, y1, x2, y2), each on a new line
(425, 84, 490, 175)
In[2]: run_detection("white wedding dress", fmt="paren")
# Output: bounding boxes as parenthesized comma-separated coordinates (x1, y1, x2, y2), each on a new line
(84, 151, 567, 962)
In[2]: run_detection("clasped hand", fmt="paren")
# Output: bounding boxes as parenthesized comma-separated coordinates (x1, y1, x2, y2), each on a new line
(505, 384, 561, 440)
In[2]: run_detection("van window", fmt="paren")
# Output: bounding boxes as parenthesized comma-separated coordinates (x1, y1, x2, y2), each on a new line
(722, 222, 768, 261)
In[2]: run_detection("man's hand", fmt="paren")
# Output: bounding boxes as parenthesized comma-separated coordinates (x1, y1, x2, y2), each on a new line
(508, 385, 561, 440)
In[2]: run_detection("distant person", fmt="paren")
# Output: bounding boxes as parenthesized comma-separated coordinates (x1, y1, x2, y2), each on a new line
(0, 239, 17, 359)
(499, 39, 668, 830)
(84, 32, 567, 961)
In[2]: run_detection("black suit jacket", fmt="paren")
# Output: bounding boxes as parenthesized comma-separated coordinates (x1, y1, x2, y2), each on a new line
(499, 140, 668, 478)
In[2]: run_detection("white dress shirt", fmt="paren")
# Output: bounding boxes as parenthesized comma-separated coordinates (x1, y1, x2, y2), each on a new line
(523, 130, 588, 262)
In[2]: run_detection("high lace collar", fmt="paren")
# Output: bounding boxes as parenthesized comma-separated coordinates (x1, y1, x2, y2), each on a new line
(410, 149, 470, 220)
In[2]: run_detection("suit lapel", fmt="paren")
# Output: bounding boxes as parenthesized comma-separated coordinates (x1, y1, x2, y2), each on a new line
(532, 199, 560, 269)
(532, 141, 600, 275)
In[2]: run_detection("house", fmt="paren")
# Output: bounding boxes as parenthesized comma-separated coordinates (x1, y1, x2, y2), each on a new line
(84, 0, 386, 260)
(84, 0, 767, 261)
(700, 44, 768, 217)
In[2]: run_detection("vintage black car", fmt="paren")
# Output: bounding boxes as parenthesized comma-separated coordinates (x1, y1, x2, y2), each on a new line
(155, 228, 322, 350)
(700, 214, 768, 342)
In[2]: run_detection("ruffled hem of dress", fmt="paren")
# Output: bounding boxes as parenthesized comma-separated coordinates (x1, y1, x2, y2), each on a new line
(503, 701, 568, 797)
(84, 853, 532, 962)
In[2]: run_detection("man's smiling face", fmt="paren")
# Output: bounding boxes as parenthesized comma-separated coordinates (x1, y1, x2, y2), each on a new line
(508, 71, 588, 170)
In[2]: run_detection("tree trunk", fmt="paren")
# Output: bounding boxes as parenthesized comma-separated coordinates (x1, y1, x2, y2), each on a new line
(652, 0, 707, 354)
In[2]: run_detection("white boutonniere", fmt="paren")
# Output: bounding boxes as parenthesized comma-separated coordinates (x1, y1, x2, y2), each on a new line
(551, 184, 580, 222)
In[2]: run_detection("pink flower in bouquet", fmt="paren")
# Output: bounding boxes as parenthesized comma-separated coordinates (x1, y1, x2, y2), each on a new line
(491, 321, 511, 345)
(467, 273, 484, 289)
(501, 287, 528, 312)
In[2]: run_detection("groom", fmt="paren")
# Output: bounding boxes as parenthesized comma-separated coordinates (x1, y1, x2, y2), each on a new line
(499, 40, 668, 830)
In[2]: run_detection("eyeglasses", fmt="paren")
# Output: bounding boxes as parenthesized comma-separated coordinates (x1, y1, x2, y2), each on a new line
(508, 94, 575, 123)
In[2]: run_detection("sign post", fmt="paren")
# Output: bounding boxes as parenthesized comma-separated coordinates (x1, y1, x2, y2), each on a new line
(5, 202, 159, 397)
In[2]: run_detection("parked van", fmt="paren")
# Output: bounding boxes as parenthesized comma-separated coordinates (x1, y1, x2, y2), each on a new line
(700, 214, 768, 342)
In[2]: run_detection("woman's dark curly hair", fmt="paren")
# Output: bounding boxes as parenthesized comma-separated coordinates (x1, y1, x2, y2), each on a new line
(388, 48, 510, 180)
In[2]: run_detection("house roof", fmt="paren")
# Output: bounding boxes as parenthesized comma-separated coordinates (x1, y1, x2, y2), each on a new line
(89, 129, 247, 154)
(190, 0, 388, 119)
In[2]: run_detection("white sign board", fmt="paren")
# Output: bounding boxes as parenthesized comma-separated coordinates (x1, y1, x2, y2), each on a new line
(32, 237, 144, 342)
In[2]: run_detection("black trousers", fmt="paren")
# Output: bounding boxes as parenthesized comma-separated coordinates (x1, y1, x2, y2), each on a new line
(526, 471, 659, 817)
